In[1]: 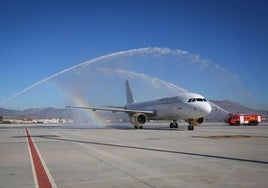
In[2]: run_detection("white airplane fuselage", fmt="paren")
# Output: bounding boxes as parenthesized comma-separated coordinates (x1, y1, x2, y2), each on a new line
(67, 80, 212, 130)
(125, 93, 212, 121)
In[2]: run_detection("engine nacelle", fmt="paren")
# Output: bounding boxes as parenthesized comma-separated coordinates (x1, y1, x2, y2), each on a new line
(130, 113, 147, 127)
(196, 117, 204, 124)
(187, 117, 204, 126)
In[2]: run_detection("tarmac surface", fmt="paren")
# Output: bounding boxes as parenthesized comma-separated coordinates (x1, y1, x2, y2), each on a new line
(0, 122, 268, 188)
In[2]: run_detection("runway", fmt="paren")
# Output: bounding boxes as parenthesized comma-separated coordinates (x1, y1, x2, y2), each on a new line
(0, 122, 268, 188)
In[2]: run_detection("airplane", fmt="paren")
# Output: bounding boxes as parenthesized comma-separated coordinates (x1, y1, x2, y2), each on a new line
(67, 80, 212, 130)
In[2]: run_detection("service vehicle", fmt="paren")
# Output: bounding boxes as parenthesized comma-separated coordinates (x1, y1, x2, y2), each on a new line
(225, 113, 262, 126)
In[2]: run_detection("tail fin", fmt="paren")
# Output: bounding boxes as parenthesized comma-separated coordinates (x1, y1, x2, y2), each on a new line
(126, 80, 135, 104)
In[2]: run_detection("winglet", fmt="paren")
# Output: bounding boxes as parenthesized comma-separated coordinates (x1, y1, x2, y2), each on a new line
(126, 80, 135, 104)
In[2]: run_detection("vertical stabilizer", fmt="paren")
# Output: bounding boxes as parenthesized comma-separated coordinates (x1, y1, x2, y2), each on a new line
(126, 80, 135, 104)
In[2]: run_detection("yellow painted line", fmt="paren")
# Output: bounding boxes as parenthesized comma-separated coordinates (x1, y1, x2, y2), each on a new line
(193, 135, 268, 139)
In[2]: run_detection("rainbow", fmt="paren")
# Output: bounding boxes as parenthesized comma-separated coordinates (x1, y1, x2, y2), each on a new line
(53, 82, 106, 128)
(70, 93, 106, 127)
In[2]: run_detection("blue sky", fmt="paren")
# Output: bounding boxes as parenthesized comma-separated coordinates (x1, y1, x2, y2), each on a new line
(0, 0, 268, 110)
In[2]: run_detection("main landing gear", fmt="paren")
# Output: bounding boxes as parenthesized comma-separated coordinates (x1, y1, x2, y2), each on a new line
(170, 120, 178, 128)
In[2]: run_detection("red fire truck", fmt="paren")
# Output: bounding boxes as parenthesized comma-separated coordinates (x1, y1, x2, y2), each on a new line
(225, 113, 262, 126)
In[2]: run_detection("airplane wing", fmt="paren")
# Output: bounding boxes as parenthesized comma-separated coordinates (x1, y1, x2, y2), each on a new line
(66, 106, 155, 115)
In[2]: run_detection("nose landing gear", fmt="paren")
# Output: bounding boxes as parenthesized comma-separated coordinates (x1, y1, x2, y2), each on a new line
(187, 119, 197, 131)
(187, 125, 194, 131)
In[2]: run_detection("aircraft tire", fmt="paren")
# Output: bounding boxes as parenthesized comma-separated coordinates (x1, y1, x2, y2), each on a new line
(175, 123, 178, 128)
(170, 123, 174, 128)
(187, 125, 194, 131)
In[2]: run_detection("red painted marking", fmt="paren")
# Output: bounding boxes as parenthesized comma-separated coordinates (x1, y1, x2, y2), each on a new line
(25, 128, 52, 188)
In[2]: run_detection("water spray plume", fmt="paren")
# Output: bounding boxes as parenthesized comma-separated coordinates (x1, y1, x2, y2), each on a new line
(1, 47, 244, 110)
(209, 101, 229, 114)
(0, 47, 151, 106)
(116, 69, 188, 94)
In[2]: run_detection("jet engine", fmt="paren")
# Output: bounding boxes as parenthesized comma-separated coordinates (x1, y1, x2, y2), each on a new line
(196, 117, 204, 124)
(130, 113, 147, 128)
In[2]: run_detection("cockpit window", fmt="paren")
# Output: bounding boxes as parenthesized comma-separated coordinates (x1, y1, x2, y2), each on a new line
(188, 98, 207, 102)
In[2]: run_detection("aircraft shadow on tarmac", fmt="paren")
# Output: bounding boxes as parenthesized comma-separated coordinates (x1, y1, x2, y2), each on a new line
(108, 125, 188, 131)
(18, 133, 268, 165)
(61, 124, 190, 131)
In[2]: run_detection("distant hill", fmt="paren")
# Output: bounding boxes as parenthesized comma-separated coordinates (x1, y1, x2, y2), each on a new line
(0, 108, 20, 117)
(0, 100, 267, 121)
(210, 100, 266, 114)
(0, 107, 72, 119)
(207, 100, 267, 121)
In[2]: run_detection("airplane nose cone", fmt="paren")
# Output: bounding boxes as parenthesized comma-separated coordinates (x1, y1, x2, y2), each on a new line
(203, 103, 212, 115)
(191, 101, 212, 117)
